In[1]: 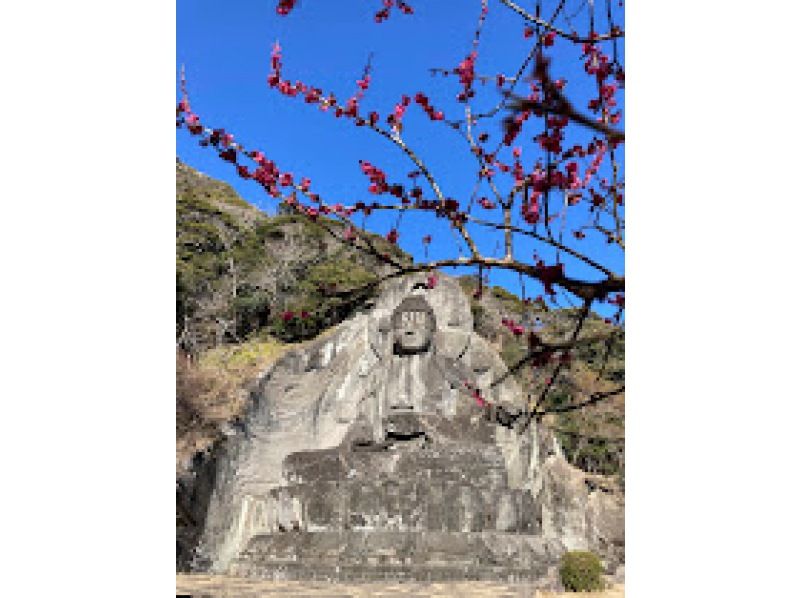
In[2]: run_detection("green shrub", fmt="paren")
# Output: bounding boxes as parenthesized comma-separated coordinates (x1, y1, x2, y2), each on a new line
(559, 550, 604, 592)
(499, 342, 524, 369)
(233, 289, 272, 338)
(470, 303, 485, 327)
(552, 406, 624, 477)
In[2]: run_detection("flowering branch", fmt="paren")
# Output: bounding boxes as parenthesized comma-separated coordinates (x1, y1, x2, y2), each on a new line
(498, 0, 624, 43)
(181, 0, 625, 428)
(503, 55, 624, 143)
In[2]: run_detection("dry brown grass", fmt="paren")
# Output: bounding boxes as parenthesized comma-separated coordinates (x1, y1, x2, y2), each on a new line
(176, 340, 287, 474)
(176, 330, 346, 475)
(176, 574, 623, 597)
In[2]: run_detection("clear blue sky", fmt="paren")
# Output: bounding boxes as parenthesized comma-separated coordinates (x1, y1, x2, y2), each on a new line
(177, 0, 624, 314)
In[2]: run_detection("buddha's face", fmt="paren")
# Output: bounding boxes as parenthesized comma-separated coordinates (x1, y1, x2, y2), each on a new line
(390, 294, 436, 356)
(394, 309, 432, 353)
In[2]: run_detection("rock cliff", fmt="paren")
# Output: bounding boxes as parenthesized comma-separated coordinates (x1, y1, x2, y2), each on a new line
(180, 273, 623, 582)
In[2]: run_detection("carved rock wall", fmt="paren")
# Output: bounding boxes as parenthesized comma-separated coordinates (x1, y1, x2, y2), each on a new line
(187, 274, 623, 580)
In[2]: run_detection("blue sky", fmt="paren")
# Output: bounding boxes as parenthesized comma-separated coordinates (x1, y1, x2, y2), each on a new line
(177, 0, 624, 314)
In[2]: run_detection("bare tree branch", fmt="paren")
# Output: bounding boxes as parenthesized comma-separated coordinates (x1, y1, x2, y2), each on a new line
(536, 385, 624, 416)
(498, 0, 624, 43)
(504, 91, 624, 144)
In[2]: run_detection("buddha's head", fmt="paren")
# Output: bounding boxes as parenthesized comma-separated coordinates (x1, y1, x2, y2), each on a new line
(391, 295, 436, 355)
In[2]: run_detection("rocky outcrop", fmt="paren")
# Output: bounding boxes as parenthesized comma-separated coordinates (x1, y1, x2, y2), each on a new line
(180, 273, 623, 581)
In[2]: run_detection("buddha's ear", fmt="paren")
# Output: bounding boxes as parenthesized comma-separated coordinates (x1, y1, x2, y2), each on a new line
(368, 315, 393, 359)
(378, 315, 391, 334)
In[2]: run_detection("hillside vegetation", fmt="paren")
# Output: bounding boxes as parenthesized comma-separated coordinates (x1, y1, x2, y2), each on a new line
(458, 277, 625, 483)
(177, 158, 410, 353)
(175, 160, 623, 483)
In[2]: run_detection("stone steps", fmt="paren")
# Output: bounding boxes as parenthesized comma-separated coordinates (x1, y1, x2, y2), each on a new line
(249, 478, 541, 535)
(230, 530, 560, 582)
(283, 442, 511, 487)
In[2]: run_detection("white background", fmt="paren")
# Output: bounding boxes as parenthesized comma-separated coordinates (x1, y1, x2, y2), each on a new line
(0, 1, 798, 596)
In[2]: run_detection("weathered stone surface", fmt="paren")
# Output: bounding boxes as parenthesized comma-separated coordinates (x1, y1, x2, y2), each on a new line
(229, 531, 558, 582)
(185, 274, 623, 580)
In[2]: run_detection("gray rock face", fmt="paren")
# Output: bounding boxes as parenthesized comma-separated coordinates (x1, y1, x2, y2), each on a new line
(187, 274, 623, 580)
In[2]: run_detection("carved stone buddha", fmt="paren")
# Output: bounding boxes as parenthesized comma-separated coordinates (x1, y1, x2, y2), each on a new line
(187, 275, 620, 583)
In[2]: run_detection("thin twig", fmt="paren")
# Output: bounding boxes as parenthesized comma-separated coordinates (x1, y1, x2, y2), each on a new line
(498, 0, 623, 43)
